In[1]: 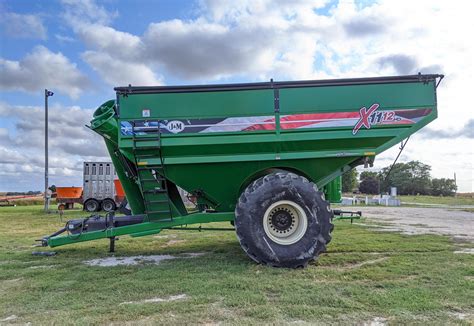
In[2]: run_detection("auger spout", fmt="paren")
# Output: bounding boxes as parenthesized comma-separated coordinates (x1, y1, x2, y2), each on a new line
(90, 100, 145, 215)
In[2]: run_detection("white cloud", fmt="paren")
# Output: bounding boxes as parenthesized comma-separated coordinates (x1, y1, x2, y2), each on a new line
(82, 51, 163, 86)
(55, 34, 75, 42)
(61, 0, 117, 26)
(78, 24, 142, 61)
(143, 19, 276, 79)
(0, 46, 90, 98)
(76, 24, 164, 86)
(0, 12, 47, 40)
(364, 135, 474, 194)
(0, 102, 106, 155)
(0, 102, 109, 191)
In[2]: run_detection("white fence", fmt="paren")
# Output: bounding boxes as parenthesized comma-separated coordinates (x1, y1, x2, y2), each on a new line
(341, 195, 401, 206)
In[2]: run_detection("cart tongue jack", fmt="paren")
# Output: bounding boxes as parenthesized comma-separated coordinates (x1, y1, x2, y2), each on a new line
(333, 210, 362, 224)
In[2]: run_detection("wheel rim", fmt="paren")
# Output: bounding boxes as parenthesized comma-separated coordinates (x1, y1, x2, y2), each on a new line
(263, 200, 308, 245)
(86, 201, 97, 211)
(103, 201, 114, 212)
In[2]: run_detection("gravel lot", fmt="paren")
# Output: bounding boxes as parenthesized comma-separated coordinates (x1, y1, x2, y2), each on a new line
(353, 206, 474, 243)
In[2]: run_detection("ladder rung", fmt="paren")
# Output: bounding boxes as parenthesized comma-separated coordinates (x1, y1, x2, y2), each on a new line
(138, 167, 164, 171)
(143, 189, 167, 194)
(141, 178, 165, 182)
(146, 210, 171, 214)
(146, 200, 169, 204)
(136, 154, 159, 158)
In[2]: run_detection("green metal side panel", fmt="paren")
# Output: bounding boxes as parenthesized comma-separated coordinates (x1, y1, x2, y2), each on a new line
(91, 75, 439, 220)
(119, 89, 274, 119)
(279, 82, 435, 113)
(323, 176, 342, 203)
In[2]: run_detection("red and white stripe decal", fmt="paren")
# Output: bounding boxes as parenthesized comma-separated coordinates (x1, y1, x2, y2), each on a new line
(125, 107, 432, 135)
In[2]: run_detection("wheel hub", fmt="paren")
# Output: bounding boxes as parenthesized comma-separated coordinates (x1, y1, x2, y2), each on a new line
(271, 209, 294, 231)
(263, 200, 308, 245)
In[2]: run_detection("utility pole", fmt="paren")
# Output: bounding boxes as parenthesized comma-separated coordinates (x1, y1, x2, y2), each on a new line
(454, 172, 457, 197)
(44, 89, 54, 212)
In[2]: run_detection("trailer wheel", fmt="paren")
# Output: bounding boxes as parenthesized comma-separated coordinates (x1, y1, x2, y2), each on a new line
(235, 172, 333, 268)
(84, 199, 100, 212)
(102, 199, 116, 212)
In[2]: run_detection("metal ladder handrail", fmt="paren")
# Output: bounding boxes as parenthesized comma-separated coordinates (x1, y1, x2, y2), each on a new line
(130, 120, 173, 222)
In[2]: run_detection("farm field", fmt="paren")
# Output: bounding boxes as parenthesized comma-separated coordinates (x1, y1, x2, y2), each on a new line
(398, 194, 474, 206)
(341, 194, 474, 207)
(0, 205, 473, 325)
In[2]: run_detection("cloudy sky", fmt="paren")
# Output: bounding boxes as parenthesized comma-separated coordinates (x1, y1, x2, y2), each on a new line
(0, 0, 473, 192)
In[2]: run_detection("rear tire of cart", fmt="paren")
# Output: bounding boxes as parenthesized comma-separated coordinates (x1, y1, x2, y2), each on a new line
(84, 199, 100, 212)
(102, 198, 116, 212)
(235, 172, 333, 268)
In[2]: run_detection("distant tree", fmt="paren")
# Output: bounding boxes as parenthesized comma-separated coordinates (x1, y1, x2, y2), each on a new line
(48, 185, 57, 193)
(431, 178, 457, 196)
(360, 171, 379, 181)
(380, 160, 432, 195)
(359, 177, 380, 194)
(342, 169, 358, 193)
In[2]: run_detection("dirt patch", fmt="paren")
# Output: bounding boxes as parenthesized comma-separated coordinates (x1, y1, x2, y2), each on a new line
(163, 239, 186, 246)
(354, 207, 474, 242)
(318, 256, 390, 272)
(321, 257, 390, 271)
(29, 265, 56, 269)
(363, 317, 387, 326)
(153, 234, 177, 239)
(448, 311, 472, 321)
(0, 278, 24, 291)
(453, 248, 474, 254)
(83, 253, 204, 267)
(344, 257, 389, 270)
(1, 315, 17, 322)
(120, 294, 187, 305)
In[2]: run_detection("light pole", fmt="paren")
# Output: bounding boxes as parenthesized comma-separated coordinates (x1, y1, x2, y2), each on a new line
(44, 89, 54, 212)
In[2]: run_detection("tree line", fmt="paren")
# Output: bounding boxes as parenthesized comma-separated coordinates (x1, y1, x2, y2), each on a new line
(342, 160, 457, 196)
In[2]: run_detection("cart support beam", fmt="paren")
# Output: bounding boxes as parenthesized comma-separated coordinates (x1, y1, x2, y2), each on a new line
(45, 212, 235, 247)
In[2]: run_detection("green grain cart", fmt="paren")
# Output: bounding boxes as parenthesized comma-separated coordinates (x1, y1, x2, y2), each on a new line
(41, 74, 443, 268)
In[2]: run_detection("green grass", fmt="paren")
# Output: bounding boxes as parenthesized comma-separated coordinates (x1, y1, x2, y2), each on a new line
(1, 206, 473, 325)
(398, 195, 474, 206)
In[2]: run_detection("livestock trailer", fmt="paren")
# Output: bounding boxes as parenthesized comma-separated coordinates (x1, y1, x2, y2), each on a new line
(82, 161, 119, 212)
(41, 74, 443, 268)
(55, 162, 126, 212)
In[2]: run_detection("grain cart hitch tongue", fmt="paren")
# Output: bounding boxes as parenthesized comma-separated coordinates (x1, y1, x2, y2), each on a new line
(41, 74, 443, 268)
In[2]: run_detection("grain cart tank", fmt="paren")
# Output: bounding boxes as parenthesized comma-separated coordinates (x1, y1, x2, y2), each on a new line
(41, 74, 443, 268)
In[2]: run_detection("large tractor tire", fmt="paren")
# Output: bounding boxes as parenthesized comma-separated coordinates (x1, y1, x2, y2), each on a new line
(235, 172, 333, 268)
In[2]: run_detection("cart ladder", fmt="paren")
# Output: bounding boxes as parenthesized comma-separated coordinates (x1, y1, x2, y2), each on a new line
(130, 121, 173, 222)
